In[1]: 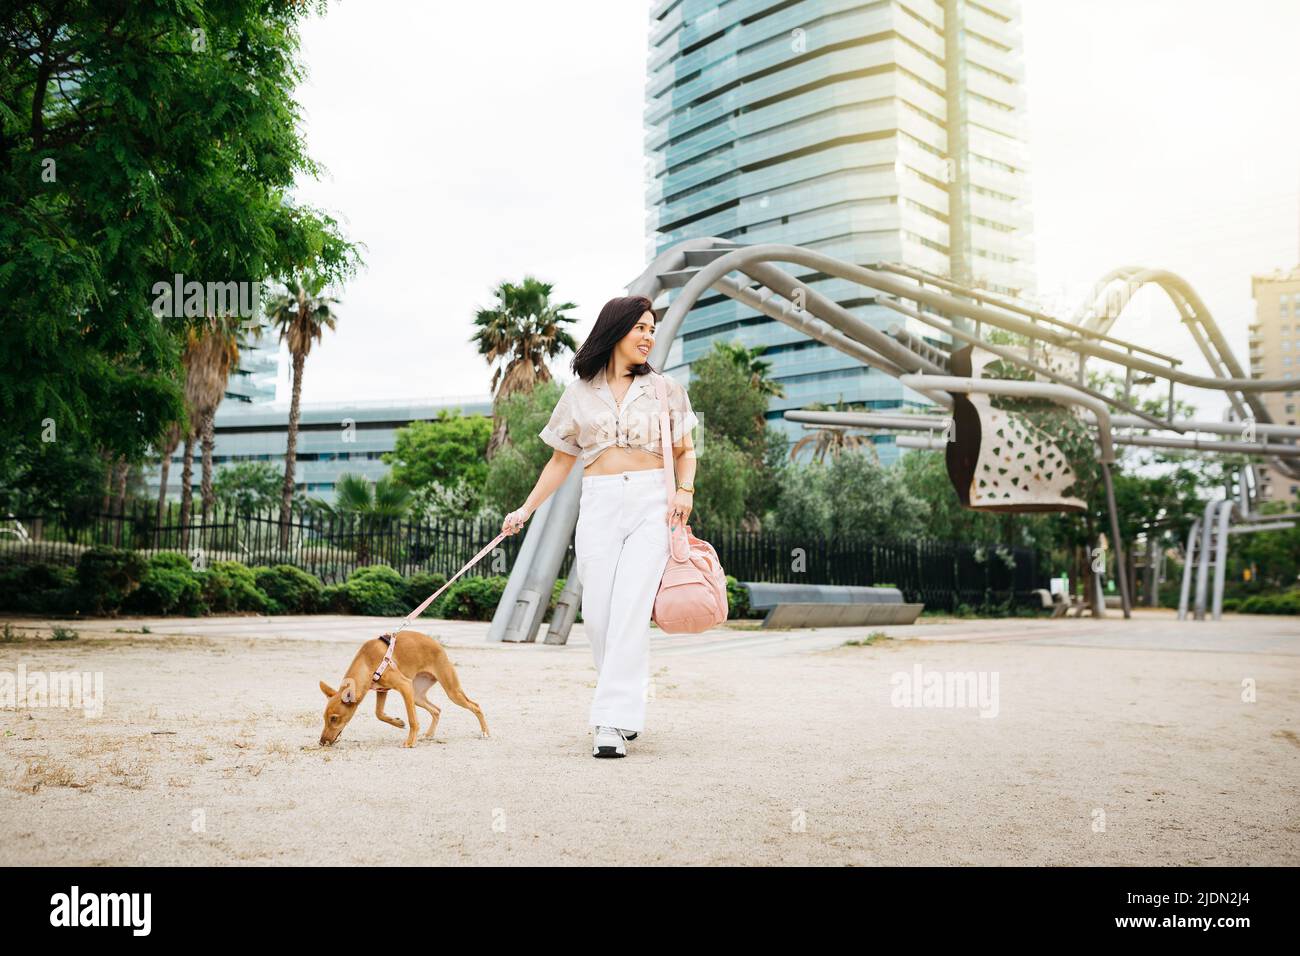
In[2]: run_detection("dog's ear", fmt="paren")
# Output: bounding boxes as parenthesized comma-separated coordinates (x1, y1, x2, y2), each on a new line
(340, 677, 358, 704)
(320, 680, 337, 699)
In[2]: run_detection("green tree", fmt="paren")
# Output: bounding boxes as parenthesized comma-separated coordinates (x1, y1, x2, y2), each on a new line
(0, 0, 357, 517)
(179, 314, 245, 541)
(385, 410, 493, 523)
(385, 411, 491, 494)
(711, 342, 785, 398)
(688, 431, 753, 530)
(264, 273, 342, 544)
(213, 462, 283, 515)
(483, 381, 565, 522)
(768, 451, 924, 542)
(688, 343, 773, 462)
(470, 276, 578, 459)
(1230, 497, 1300, 591)
(328, 473, 411, 564)
(686, 344, 777, 527)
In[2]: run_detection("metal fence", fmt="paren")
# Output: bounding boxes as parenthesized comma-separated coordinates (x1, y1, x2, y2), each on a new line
(708, 528, 1041, 612)
(0, 503, 1042, 609)
(0, 502, 536, 585)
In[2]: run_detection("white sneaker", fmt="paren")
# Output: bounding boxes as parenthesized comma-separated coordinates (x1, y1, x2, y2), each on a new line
(592, 725, 628, 758)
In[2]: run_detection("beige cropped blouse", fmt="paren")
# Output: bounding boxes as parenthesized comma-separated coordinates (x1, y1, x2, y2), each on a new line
(538, 366, 700, 467)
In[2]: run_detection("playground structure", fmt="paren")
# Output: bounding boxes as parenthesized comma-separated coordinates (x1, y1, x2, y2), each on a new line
(1177, 500, 1298, 621)
(489, 239, 1300, 643)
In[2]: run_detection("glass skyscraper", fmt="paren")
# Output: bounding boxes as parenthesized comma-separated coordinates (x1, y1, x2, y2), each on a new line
(645, 0, 1035, 459)
(225, 317, 282, 405)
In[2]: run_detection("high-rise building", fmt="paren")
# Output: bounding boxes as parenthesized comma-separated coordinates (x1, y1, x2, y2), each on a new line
(225, 317, 281, 405)
(144, 394, 495, 502)
(645, 0, 1034, 458)
(1249, 267, 1300, 502)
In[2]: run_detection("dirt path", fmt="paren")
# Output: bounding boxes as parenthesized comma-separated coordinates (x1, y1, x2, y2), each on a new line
(1, 615, 1296, 865)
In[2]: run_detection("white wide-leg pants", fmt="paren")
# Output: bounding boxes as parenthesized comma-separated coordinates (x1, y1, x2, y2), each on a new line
(575, 467, 671, 733)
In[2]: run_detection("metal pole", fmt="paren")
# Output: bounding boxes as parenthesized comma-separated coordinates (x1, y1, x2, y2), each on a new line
(1211, 499, 1235, 620)
(1177, 518, 1199, 620)
(1193, 499, 1218, 620)
(1100, 461, 1132, 618)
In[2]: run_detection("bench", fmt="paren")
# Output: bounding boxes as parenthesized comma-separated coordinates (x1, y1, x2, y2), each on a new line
(742, 583, 925, 629)
(1033, 588, 1091, 618)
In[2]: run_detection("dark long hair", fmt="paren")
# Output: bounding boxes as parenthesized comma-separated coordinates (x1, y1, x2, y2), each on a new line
(571, 295, 656, 382)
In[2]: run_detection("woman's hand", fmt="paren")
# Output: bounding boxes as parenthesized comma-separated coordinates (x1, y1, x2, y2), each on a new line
(667, 490, 693, 529)
(502, 505, 533, 536)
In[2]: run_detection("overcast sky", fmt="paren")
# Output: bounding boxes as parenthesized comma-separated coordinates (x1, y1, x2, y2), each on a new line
(285, 0, 1300, 419)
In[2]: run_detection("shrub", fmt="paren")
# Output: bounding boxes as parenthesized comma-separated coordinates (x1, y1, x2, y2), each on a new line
(434, 575, 507, 621)
(321, 583, 350, 613)
(253, 564, 324, 614)
(1239, 590, 1300, 615)
(148, 551, 194, 573)
(725, 575, 751, 619)
(327, 565, 410, 616)
(406, 571, 449, 617)
(126, 564, 206, 616)
(75, 547, 148, 615)
(0, 562, 78, 614)
(202, 561, 268, 613)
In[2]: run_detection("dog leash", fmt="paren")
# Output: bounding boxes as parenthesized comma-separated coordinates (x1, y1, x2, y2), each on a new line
(372, 527, 513, 683)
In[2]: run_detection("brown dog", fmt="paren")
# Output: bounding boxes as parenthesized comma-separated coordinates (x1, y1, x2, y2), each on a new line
(318, 630, 489, 748)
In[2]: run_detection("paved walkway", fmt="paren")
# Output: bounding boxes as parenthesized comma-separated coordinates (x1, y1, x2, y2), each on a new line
(2, 607, 1296, 865)
(14, 606, 1296, 658)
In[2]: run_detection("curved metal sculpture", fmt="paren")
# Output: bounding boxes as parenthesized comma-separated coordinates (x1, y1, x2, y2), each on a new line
(1074, 266, 1300, 481)
(492, 239, 1297, 642)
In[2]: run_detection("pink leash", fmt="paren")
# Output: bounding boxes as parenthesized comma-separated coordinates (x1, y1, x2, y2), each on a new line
(371, 527, 512, 683)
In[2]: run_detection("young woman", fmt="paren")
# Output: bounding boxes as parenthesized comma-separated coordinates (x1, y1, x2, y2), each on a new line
(501, 295, 699, 759)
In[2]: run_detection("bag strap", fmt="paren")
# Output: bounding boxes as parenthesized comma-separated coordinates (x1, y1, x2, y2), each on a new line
(652, 371, 676, 504)
(653, 372, 690, 562)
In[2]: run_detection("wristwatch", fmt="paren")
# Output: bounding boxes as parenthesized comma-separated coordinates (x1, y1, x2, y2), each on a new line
(677, 483, 695, 493)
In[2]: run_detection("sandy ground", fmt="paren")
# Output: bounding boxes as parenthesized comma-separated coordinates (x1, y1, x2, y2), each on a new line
(0, 610, 1297, 866)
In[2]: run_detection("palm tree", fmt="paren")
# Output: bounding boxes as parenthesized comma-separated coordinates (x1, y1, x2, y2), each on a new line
(328, 473, 411, 565)
(788, 400, 878, 464)
(154, 418, 185, 533)
(713, 341, 785, 398)
(178, 316, 243, 548)
(470, 276, 578, 459)
(265, 274, 340, 546)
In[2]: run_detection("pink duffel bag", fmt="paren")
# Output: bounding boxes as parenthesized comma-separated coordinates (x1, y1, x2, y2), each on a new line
(650, 372, 729, 633)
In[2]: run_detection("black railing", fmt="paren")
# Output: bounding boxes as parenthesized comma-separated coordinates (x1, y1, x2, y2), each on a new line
(0, 502, 549, 586)
(0, 503, 1043, 610)
(706, 527, 1040, 612)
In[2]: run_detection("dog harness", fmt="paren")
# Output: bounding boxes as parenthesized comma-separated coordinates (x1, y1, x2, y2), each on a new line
(371, 633, 398, 684)
(370, 526, 513, 684)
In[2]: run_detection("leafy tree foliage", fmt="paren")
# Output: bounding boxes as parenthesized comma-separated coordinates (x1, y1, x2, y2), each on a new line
(0, 0, 357, 511)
